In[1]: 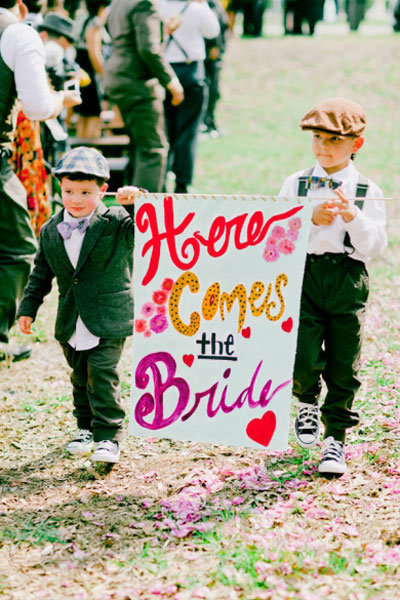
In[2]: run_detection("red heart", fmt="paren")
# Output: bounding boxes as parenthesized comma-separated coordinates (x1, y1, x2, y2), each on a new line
(281, 317, 293, 333)
(246, 411, 276, 447)
(182, 354, 194, 367)
(242, 327, 251, 339)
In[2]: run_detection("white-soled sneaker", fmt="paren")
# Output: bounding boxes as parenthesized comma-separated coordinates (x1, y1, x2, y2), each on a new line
(66, 429, 93, 455)
(91, 440, 120, 463)
(294, 402, 320, 448)
(318, 436, 347, 475)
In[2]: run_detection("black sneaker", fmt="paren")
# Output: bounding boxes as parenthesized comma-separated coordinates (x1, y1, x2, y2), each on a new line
(66, 429, 94, 455)
(318, 437, 346, 475)
(91, 440, 120, 463)
(294, 402, 320, 448)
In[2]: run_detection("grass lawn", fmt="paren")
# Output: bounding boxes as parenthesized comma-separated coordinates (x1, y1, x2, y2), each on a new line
(1, 29, 400, 600)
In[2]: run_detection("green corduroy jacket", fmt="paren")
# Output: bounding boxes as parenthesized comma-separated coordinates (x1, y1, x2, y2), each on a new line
(18, 201, 134, 342)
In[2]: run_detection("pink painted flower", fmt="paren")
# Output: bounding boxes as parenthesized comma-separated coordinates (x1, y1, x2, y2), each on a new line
(150, 314, 168, 333)
(161, 277, 174, 292)
(263, 248, 279, 262)
(141, 302, 155, 317)
(278, 238, 295, 255)
(134, 319, 147, 333)
(288, 217, 302, 230)
(286, 229, 299, 241)
(152, 290, 168, 305)
(271, 225, 286, 239)
(143, 330, 152, 338)
(266, 236, 278, 250)
(157, 305, 167, 315)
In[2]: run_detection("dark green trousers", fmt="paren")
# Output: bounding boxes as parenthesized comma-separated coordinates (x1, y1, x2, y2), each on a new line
(114, 92, 168, 193)
(293, 253, 369, 441)
(0, 157, 37, 344)
(61, 338, 126, 442)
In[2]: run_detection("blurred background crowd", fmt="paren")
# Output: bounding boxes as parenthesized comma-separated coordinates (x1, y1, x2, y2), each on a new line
(9, 0, 400, 234)
(1, 0, 398, 362)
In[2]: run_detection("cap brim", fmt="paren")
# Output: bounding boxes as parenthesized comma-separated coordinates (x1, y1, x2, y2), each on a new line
(38, 26, 75, 43)
(300, 125, 357, 137)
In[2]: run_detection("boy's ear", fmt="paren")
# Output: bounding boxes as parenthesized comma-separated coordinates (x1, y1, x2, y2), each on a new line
(352, 136, 364, 154)
(100, 183, 109, 197)
(18, 2, 28, 22)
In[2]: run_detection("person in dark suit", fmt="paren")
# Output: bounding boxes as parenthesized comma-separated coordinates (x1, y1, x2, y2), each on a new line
(160, 0, 220, 193)
(18, 146, 138, 463)
(0, 0, 81, 362)
(104, 0, 184, 192)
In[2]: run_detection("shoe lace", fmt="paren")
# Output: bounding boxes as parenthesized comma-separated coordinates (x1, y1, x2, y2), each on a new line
(322, 438, 344, 462)
(74, 429, 92, 442)
(96, 440, 118, 452)
(297, 405, 319, 431)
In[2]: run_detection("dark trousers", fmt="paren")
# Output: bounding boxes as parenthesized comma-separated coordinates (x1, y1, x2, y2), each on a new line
(164, 62, 205, 192)
(116, 92, 169, 193)
(0, 157, 37, 343)
(293, 254, 369, 441)
(242, 0, 266, 36)
(284, 0, 324, 35)
(61, 338, 126, 442)
(204, 58, 222, 130)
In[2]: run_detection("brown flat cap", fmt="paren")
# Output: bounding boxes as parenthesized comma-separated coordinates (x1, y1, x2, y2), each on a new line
(299, 97, 366, 137)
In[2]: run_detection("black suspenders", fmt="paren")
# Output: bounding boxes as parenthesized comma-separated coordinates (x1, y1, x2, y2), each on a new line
(297, 168, 314, 197)
(297, 169, 369, 252)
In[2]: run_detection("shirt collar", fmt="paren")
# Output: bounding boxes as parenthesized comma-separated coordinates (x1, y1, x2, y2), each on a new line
(314, 161, 357, 181)
(0, 8, 17, 19)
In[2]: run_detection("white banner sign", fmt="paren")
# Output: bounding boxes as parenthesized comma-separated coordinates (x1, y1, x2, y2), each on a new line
(130, 194, 312, 450)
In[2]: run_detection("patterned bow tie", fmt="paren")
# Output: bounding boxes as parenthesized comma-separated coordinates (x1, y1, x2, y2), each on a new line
(306, 176, 342, 190)
(57, 218, 90, 240)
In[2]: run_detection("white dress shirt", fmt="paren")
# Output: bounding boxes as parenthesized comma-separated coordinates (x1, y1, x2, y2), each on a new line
(0, 8, 58, 120)
(159, 0, 220, 63)
(279, 161, 387, 263)
(62, 209, 100, 351)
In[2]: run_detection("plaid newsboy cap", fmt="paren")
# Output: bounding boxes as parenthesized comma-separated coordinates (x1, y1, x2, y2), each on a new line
(54, 146, 110, 179)
(299, 97, 366, 137)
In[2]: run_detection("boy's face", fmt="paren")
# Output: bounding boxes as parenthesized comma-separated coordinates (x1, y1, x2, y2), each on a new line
(61, 177, 108, 218)
(311, 130, 363, 174)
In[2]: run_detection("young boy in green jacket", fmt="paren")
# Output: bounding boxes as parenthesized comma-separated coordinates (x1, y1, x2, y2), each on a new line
(18, 146, 139, 463)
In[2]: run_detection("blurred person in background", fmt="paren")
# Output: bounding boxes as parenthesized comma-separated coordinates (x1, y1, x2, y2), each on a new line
(10, 0, 50, 238)
(202, 0, 229, 137)
(224, 0, 267, 37)
(241, 0, 267, 36)
(345, 0, 368, 31)
(104, 0, 184, 192)
(389, 0, 400, 30)
(10, 104, 51, 238)
(283, 0, 325, 35)
(63, 0, 81, 18)
(160, 0, 219, 193)
(0, 0, 81, 361)
(38, 12, 85, 174)
(37, 11, 81, 91)
(74, 0, 111, 138)
(24, 0, 43, 26)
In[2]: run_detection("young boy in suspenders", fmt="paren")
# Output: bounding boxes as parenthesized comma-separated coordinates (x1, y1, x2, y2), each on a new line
(279, 97, 387, 475)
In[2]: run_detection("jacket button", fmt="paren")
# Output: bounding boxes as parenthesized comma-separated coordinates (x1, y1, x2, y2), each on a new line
(73, 278, 79, 285)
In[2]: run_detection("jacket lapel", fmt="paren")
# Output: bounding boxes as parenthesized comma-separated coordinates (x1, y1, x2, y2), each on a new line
(74, 202, 108, 274)
(50, 209, 75, 273)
